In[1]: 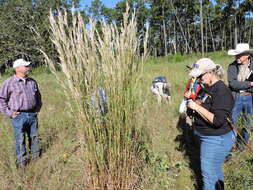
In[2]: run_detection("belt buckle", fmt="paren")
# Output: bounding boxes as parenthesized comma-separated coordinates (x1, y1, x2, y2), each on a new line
(240, 91, 251, 96)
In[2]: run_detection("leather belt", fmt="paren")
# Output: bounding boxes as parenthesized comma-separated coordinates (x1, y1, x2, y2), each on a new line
(18, 109, 36, 113)
(239, 92, 252, 96)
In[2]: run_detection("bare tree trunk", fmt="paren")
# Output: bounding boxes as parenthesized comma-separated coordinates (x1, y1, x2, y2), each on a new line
(194, 35, 199, 52)
(208, 15, 215, 51)
(205, 16, 208, 52)
(230, 20, 233, 48)
(221, 25, 225, 50)
(222, 26, 227, 50)
(194, 24, 199, 52)
(244, 16, 247, 42)
(167, 19, 171, 54)
(170, 0, 192, 53)
(234, 15, 238, 47)
(187, 25, 191, 50)
(200, 0, 204, 56)
(249, 26, 252, 45)
(162, 3, 167, 56)
(173, 16, 177, 54)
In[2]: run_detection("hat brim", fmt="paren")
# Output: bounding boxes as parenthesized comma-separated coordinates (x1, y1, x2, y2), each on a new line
(228, 49, 253, 56)
(186, 64, 192, 69)
(23, 62, 31, 66)
(189, 69, 204, 78)
(13, 61, 31, 68)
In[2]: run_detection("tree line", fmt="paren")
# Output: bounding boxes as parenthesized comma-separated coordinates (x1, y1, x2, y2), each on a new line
(0, 0, 253, 71)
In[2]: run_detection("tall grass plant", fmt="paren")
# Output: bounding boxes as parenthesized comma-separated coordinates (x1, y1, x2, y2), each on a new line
(42, 5, 149, 189)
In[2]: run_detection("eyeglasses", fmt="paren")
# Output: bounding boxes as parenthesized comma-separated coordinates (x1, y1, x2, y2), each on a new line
(198, 72, 207, 79)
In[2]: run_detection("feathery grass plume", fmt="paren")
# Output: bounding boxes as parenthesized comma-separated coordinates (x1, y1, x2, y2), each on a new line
(42, 4, 149, 189)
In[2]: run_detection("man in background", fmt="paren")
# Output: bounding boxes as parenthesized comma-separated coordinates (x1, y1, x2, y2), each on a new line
(0, 58, 42, 168)
(227, 43, 253, 150)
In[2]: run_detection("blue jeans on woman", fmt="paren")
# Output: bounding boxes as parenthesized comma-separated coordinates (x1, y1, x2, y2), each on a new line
(10, 112, 40, 166)
(195, 130, 236, 190)
(232, 95, 253, 143)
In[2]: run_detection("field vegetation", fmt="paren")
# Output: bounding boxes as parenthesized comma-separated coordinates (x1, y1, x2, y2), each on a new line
(0, 4, 252, 190)
(0, 51, 252, 190)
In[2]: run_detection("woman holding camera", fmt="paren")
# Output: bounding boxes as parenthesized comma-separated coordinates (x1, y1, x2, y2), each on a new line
(187, 58, 236, 190)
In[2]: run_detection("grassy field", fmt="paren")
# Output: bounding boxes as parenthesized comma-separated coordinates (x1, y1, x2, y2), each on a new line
(0, 52, 252, 189)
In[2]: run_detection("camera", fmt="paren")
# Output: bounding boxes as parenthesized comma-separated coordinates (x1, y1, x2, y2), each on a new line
(186, 99, 193, 103)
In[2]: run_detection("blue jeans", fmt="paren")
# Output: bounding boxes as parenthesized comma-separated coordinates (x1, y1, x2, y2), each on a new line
(10, 112, 40, 165)
(195, 130, 236, 190)
(232, 95, 253, 142)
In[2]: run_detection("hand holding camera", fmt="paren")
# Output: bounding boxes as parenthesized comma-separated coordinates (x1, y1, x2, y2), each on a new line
(187, 99, 199, 111)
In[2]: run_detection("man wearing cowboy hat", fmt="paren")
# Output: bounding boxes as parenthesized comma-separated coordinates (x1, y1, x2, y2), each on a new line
(227, 43, 253, 149)
(0, 58, 42, 168)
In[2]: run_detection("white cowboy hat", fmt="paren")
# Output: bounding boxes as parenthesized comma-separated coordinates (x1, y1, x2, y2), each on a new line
(228, 43, 253, 56)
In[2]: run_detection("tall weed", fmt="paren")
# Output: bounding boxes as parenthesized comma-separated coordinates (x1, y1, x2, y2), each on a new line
(42, 5, 149, 189)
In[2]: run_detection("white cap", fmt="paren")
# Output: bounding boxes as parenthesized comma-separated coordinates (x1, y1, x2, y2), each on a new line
(189, 58, 217, 78)
(13, 59, 31, 68)
(228, 43, 253, 56)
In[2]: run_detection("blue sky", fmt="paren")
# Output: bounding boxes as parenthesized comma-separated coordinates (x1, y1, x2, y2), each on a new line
(80, 0, 121, 9)
(80, 0, 252, 17)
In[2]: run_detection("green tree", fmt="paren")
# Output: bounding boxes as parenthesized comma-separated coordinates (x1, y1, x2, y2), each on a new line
(0, 0, 81, 71)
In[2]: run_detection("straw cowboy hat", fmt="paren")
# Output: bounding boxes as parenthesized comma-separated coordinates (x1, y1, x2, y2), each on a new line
(228, 43, 253, 56)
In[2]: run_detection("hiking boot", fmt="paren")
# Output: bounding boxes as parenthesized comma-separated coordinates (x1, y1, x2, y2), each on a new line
(31, 150, 41, 161)
(16, 160, 27, 169)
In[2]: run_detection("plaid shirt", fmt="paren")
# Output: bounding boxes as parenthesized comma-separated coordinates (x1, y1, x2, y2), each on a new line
(0, 75, 42, 117)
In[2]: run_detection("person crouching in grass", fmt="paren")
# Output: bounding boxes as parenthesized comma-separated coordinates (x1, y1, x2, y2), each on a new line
(150, 76, 171, 104)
